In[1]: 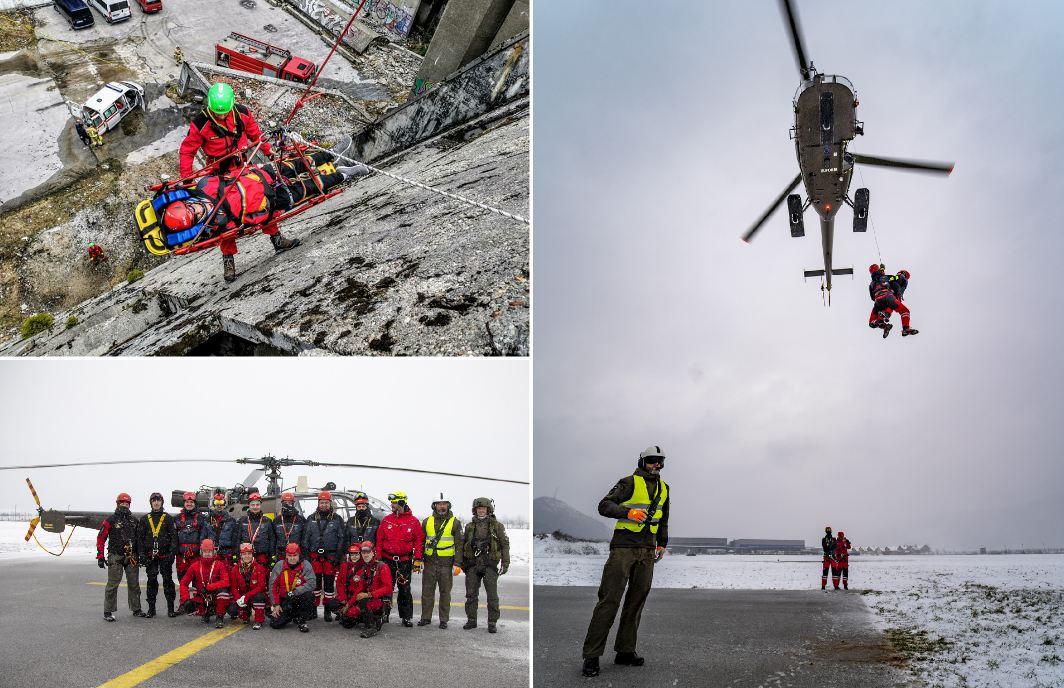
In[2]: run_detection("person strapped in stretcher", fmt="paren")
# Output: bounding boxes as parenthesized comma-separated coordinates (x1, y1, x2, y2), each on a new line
(156, 135, 369, 282)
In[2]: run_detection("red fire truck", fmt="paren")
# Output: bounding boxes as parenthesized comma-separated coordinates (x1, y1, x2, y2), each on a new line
(215, 33, 317, 84)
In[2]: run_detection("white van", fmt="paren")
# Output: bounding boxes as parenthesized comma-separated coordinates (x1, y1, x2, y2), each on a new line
(82, 81, 144, 135)
(87, 0, 131, 23)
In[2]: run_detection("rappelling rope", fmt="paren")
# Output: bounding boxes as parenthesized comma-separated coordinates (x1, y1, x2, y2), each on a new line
(857, 165, 883, 265)
(32, 525, 78, 557)
(292, 134, 530, 225)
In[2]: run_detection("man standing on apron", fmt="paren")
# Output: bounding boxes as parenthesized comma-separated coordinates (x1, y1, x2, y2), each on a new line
(418, 494, 463, 629)
(582, 446, 670, 678)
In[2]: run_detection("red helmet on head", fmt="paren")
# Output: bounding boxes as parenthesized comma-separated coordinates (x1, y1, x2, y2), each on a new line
(869, 263, 882, 274)
(347, 543, 360, 555)
(162, 201, 196, 231)
(116, 492, 131, 504)
(838, 531, 845, 538)
(899, 269, 910, 279)
(183, 491, 196, 502)
(318, 491, 332, 501)
(239, 543, 253, 554)
(281, 492, 295, 503)
(201, 538, 216, 551)
(359, 540, 374, 551)
(248, 492, 262, 503)
(285, 542, 301, 557)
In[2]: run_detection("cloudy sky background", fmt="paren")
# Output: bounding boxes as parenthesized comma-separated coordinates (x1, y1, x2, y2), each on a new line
(0, 360, 528, 521)
(533, 1, 1064, 550)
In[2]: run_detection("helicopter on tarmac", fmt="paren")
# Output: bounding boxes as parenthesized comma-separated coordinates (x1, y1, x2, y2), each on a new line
(3, 455, 528, 552)
(742, 0, 954, 304)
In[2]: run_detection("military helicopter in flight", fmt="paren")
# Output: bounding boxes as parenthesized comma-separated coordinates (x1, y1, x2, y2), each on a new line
(742, 0, 954, 304)
(3, 455, 528, 553)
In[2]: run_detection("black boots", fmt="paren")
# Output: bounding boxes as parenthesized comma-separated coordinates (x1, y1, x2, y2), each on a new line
(324, 608, 334, 623)
(401, 618, 413, 628)
(463, 619, 477, 630)
(416, 619, 432, 627)
(582, 657, 600, 677)
(145, 603, 156, 619)
(104, 612, 115, 622)
(615, 652, 645, 666)
(881, 322, 893, 338)
(132, 610, 147, 618)
(298, 622, 309, 633)
(488, 623, 497, 633)
(167, 599, 178, 618)
(902, 327, 919, 336)
(440, 621, 447, 629)
(270, 233, 300, 253)
(222, 254, 236, 283)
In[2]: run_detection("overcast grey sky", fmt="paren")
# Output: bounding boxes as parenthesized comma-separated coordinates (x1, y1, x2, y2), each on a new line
(0, 360, 528, 520)
(533, 1, 1064, 549)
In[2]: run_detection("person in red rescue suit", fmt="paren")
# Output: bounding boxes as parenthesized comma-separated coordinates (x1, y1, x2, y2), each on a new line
(832, 531, 852, 590)
(228, 543, 269, 629)
(375, 491, 425, 627)
(821, 526, 837, 591)
(326, 541, 394, 637)
(269, 542, 317, 632)
(301, 491, 348, 622)
(273, 492, 307, 560)
(161, 139, 368, 283)
(868, 264, 918, 337)
(174, 492, 212, 590)
(96, 492, 146, 621)
(179, 538, 231, 628)
(178, 99, 270, 179)
(136, 491, 179, 618)
(236, 492, 276, 570)
(207, 491, 238, 563)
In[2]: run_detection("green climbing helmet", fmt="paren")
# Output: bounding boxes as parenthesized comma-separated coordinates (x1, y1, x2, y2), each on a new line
(206, 82, 235, 116)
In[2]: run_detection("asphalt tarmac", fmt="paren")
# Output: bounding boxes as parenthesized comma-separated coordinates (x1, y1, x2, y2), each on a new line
(0, 558, 528, 687)
(534, 586, 916, 688)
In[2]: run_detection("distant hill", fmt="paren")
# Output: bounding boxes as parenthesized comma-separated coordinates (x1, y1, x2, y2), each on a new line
(533, 497, 611, 541)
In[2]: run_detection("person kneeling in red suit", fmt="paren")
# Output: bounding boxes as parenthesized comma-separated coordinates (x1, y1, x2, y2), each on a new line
(327, 540, 393, 637)
(228, 543, 269, 629)
(179, 538, 231, 627)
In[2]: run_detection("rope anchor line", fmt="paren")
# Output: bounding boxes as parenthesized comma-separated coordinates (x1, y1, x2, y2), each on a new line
(292, 134, 530, 225)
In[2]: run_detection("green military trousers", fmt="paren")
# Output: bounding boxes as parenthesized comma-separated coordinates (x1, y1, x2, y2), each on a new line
(464, 563, 500, 623)
(104, 553, 142, 614)
(582, 547, 656, 658)
(420, 556, 456, 622)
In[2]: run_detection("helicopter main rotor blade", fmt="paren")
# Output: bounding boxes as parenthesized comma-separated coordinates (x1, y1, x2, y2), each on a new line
(240, 468, 266, 489)
(742, 173, 803, 243)
(851, 154, 954, 176)
(274, 459, 528, 485)
(779, 0, 812, 81)
(0, 459, 237, 470)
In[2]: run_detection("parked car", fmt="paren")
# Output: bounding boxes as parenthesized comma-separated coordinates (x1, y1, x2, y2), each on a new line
(53, 0, 95, 29)
(132, 0, 162, 13)
(86, 0, 131, 23)
(82, 81, 144, 135)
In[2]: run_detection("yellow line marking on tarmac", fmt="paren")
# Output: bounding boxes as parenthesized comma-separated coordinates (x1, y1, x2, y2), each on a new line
(87, 582, 529, 611)
(96, 624, 244, 688)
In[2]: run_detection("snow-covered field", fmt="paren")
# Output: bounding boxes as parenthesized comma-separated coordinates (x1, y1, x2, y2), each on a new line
(535, 536, 1064, 688)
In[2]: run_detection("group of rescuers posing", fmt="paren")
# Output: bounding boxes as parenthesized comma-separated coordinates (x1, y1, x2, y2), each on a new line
(96, 490, 509, 637)
(164, 82, 371, 282)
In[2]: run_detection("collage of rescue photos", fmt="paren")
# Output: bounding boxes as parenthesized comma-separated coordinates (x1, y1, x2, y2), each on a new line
(2, 1, 1064, 688)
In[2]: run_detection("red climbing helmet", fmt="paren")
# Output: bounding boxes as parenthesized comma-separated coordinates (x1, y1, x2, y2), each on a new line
(347, 543, 360, 555)
(318, 491, 332, 501)
(239, 543, 253, 554)
(868, 263, 882, 274)
(183, 491, 196, 502)
(248, 492, 262, 504)
(281, 492, 296, 503)
(162, 201, 197, 231)
(285, 542, 301, 557)
(898, 269, 910, 280)
(201, 538, 216, 553)
(116, 492, 131, 504)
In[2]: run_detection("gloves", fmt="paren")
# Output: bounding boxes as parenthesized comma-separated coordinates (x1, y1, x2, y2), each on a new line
(236, 596, 246, 608)
(654, 546, 666, 562)
(97, 557, 106, 569)
(453, 566, 461, 577)
(627, 509, 648, 523)
(356, 592, 370, 601)
(260, 141, 273, 157)
(498, 563, 508, 576)
(412, 559, 423, 573)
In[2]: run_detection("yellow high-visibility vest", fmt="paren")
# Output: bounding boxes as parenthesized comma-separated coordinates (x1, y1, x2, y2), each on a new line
(616, 474, 668, 533)
(424, 515, 457, 557)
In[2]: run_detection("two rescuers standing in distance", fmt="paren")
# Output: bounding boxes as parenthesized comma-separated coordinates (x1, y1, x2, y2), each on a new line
(582, 446, 670, 678)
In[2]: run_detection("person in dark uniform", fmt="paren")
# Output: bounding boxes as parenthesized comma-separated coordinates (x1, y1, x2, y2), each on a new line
(582, 446, 670, 678)
(821, 526, 837, 590)
(74, 118, 91, 147)
(136, 492, 178, 618)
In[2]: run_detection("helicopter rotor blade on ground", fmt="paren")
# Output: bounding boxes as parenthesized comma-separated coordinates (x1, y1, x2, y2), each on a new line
(269, 459, 529, 485)
(779, 0, 813, 81)
(742, 173, 803, 243)
(851, 153, 954, 175)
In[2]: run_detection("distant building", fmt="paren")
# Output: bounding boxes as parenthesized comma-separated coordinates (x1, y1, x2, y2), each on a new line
(729, 539, 805, 552)
(667, 537, 728, 554)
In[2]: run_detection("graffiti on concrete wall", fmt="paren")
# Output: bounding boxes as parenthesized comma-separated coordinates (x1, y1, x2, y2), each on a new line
(361, 0, 418, 39)
(294, 0, 348, 35)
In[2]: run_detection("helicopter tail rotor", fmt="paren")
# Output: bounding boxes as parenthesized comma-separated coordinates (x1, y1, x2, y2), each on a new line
(24, 478, 43, 541)
(743, 173, 803, 243)
(851, 153, 954, 176)
(779, 0, 813, 81)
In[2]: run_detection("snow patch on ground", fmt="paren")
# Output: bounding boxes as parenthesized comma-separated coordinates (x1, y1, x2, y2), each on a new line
(534, 536, 1064, 687)
(0, 520, 98, 560)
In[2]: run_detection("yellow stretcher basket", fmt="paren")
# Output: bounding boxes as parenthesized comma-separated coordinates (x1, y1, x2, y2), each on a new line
(135, 199, 170, 257)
